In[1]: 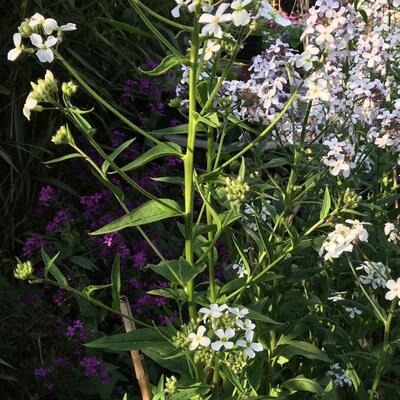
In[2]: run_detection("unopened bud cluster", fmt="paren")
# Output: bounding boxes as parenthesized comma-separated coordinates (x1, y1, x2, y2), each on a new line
(165, 375, 177, 395)
(225, 176, 250, 202)
(62, 81, 78, 97)
(343, 188, 361, 209)
(14, 260, 33, 280)
(23, 70, 57, 120)
(52, 125, 75, 146)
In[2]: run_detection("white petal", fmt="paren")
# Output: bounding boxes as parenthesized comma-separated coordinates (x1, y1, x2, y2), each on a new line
(251, 342, 263, 352)
(13, 33, 22, 47)
(224, 341, 234, 349)
(199, 14, 214, 24)
(245, 347, 255, 358)
(236, 339, 246, 348)
(60, 23, 77, 31)
(44, 35, 58, 47)
(200, 337, 211, 347)
(171, 5, 181, 18)
(245, 330, 254, 342)
(214, 329, 224, 339)
(43, 18, 58, 35)
(23, 106, 31, 120)
(7, 48, 21, 61)
(211, 341, 223, 351)
(189, 341, 199, 350)
(225, 328, 235, 339)
(385, 291, 396, 301)
(30, 33, 43, 48)
(197, 325, 207, 336)
(29, 13, 44, 27)
(36, 48, 54, 63)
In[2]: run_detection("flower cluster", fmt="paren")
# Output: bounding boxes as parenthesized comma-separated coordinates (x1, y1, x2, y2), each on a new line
(225, 176, 250, 202)
(185, 304, 263, 361)
(327, 363, 352, 388)
(23, 70, 58, 120)
(319, 219, 369, 260)
(384, 222, 400, 245)
(14, 260, 34, 280)
(7, 13, 76, 63)
(356, 261, 390, 289)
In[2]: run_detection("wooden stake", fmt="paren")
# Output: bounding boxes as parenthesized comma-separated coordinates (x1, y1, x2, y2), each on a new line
(120, 295, 152, 400)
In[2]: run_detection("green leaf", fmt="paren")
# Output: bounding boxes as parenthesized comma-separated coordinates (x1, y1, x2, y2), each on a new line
(70, 256, 99, 271)
(239, 157, 246, 179)
(90, 199, 182, 235)
(85, 328, 167, 351)
(147, 259, 206, 286)
(195, 112, 221, 128)
(152, 176, 184, 185)
(96, 17, 153, 38)
(44, 153, 84, 165)
(320, 186, 331, 220)
(246, 308, 283, 325)
(282, 376, 323, 395)
(102, 138, 136, 174)
(41, 248, 68, 286)
(111, 253, 121, 312)
(140, 54, 188, 76)
(120, 142, 182, 172)
(277, 340, 332, 363)
(82, 284, 113, 298)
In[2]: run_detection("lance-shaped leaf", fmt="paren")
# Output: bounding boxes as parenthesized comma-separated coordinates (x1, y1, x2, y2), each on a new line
(120, 142, 182, 172)
(111, 253, 121, 311)
(320, 186, 331, 220)
(282, 376, 324, 395)
(140, 54, 188, 76)
(90, 199, 182, 235)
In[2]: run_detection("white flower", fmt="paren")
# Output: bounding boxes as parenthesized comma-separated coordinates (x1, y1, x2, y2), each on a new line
(327, 363, 352, 388)
(7, 33, 23, 61)
(257, 1, 291, 26)
(58, 23, 77, 33)
(29, 13, 58, 35)
(315, 24, 335, 46)
(305, 78, 331, 101)
(188, 325, 211, 350)
(356, 261, 389, 289)
(23, 94, 38, 120)
(328, 291, 347, 302)
(384, 222, 400, 244)
(345, 219, 369, 243)
(228, 307, 249, 319)
(171, 0, 190, 18)
(30, 34, 58, 63)
(211, 328, 235, 351)
(295, 45, 319, 71)
(236, 318, 255, 333)
(199, 3, 232, 38)
(385, 278, 400, 304)
(199, 303, 227, 323)
(231, 0, 252, 27)
(345, 307, 362, 319)
(236, 330, 263, 358)
(202, 40, 221, 61)
(232, 262, 248, 278)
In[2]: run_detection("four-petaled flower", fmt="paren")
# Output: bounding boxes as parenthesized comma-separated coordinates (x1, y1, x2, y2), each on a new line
(199, 3, 232, 38)
(29, 13, 58, 35)
(231, 0, 252, 27)
(7, 33, 24, 61)
(236, 318, 255, 333)
(30, 33, 58, 63)
(236, 330, 263, 358)
(199, 303, 227, 323)
(385, 278, 400, 305)
(188, 325, 211, 350)
(211, 328, 235, 351)
(203, 40, 221, 61)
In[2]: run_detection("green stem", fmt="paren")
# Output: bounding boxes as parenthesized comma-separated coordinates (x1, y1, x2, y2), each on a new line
(130, 0, 193, 32)
(184, 2, 201, 320)
(33, 278, 151, 328)
(369, 300, 396, 399)
(206, 126, 217, 302)
(204, 92, 298, 178)
(57, 53, 163, 146)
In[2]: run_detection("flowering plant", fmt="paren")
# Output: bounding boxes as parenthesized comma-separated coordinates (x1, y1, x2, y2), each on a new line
(8, 1, 400, 399)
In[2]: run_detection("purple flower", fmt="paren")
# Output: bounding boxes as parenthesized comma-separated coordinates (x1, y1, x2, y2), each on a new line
(66, 320, 87, 342)
(45, 210, 72, 233)
(23, 235, 49, 258)
(170, 118, 181, 127)
(111, 130, 127, 148)
(81, 356, 109, 383)
(38, 185, 58, 206)
(55, 356, 69, 367)
(21, 293, 41, 305)
(132, 250, 147, 270)
(34, 367, 52, 378)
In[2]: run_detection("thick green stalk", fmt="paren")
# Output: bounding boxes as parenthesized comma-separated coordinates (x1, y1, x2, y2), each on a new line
(184, 2, 201, 320)
(369, 300, 396, 398)
(206, 126, 217, 302)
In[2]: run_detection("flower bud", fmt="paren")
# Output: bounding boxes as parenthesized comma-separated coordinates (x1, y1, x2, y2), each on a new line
(343, 188, 361, 209)
(18, 19, 36, 37)
(14, 260, 33, 280)
(225, 176, 250, 203)
(62, 81, 78, 97)
(168, 98, 181, 109)
(165, 376, 177, 395)
(51, 125, 75, 146)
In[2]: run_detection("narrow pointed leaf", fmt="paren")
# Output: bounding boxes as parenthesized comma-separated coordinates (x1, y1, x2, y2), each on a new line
(90, 199, 182, 235)
(320, 186, 331, 220)
(140, 54, 188, 76)
(111, 253, 121, 311)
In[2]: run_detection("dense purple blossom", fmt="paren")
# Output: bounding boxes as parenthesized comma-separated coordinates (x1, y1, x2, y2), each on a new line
(22, 235, 49, 258)
(66, 320, 87, 342)
(80, 356, 109, 383)
(46, 210, 72, 233)
(38, 185, 58, 206)
(34, 367, 52, 378)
